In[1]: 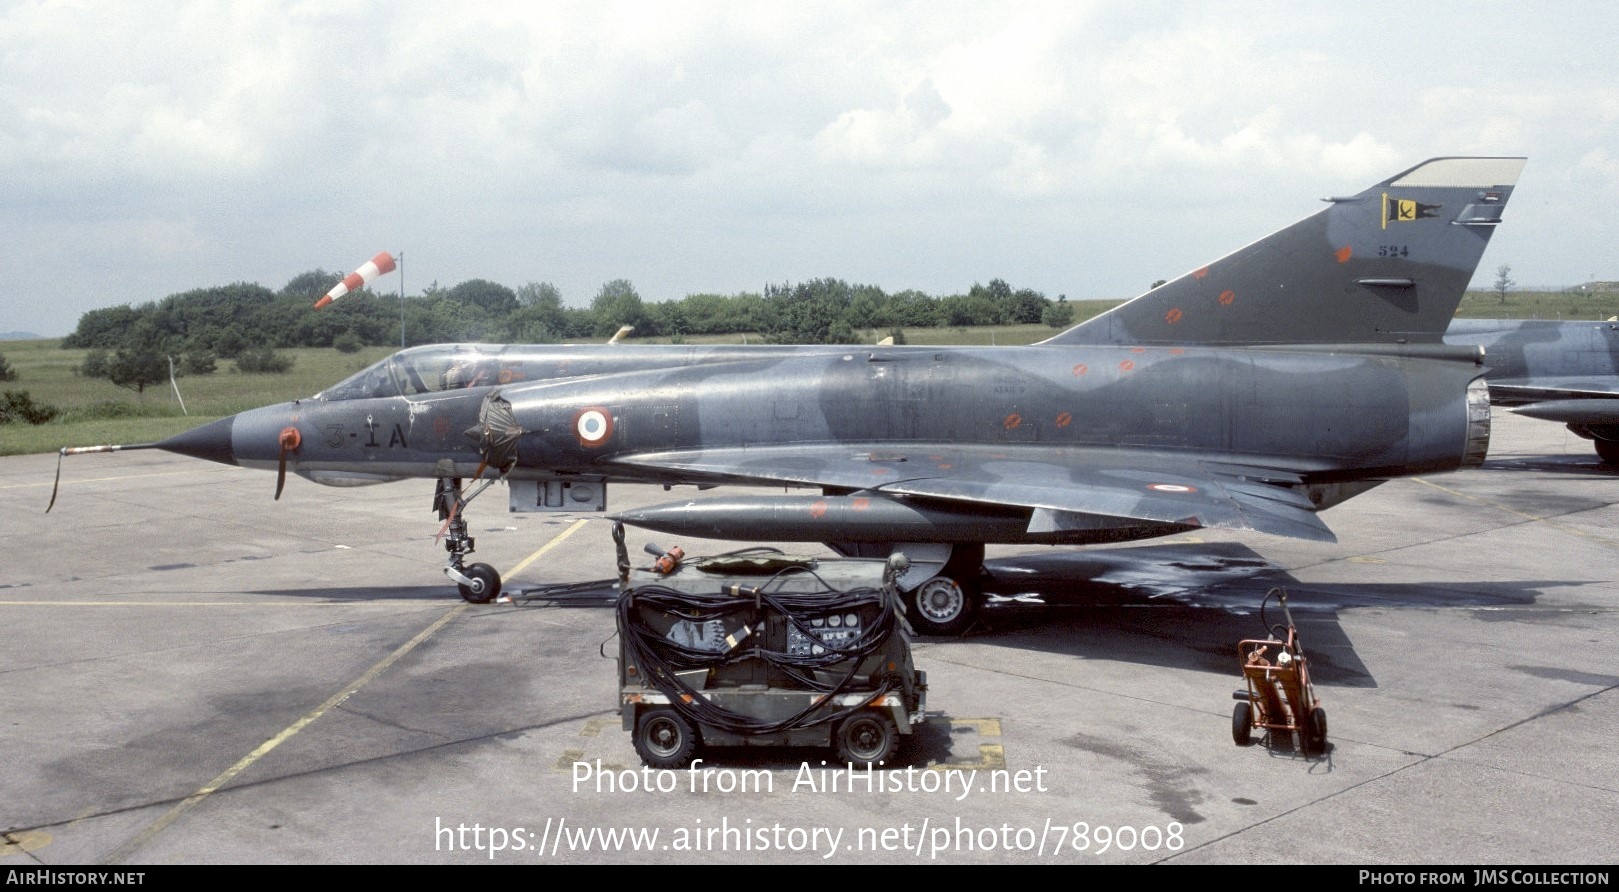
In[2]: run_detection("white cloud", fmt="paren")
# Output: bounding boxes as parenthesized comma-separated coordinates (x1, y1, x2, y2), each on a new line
(3, 1, 1618, 335)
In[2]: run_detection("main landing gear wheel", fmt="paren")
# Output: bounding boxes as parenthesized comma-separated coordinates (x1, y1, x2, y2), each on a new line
(834, 713, 898, 767)
(1596, 438, 1619, 468)
(457, 562, 502, 604)
(905, 575, 979, 636)
(1232, 700, 1254, 747)
(634, 707, 699, 769)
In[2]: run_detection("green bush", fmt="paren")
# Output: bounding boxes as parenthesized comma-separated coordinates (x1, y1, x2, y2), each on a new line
(74, 400, 149, 420)
(236, 348, 295, 374)
(332, 332, 363, 354)
(182, 352, 218, 375)
(1, 391, 59, 425)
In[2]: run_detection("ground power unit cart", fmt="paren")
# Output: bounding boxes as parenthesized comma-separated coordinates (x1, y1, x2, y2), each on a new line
(614, 529, 927, 769)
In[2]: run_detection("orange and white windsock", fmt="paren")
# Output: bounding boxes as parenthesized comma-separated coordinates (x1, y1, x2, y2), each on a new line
(313, 251, 397, 309)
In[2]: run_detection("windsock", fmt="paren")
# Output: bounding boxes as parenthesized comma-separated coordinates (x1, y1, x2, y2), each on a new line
(313, 251, 396, 309)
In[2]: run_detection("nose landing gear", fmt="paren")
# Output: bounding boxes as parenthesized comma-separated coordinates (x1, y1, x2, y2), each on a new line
(435, 476, 503, 603)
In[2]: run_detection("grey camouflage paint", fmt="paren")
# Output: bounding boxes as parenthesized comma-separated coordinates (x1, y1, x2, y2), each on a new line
(146, 157, 1524, 551)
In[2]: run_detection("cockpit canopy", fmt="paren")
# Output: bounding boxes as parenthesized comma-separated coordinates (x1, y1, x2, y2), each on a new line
(318, 345, 510, 400)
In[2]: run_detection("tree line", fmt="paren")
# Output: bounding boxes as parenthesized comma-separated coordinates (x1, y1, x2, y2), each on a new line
(59, 272, 1078, 390)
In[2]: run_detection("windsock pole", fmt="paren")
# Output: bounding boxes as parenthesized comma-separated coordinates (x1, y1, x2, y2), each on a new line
(313, 251, 397, 309)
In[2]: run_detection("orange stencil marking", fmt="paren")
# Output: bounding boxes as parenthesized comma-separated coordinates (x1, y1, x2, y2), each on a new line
(1218, 290, 1235, 306)
(1192, 267, 1210, 280)
(1072, 364, 1089, 377)
(809, 500, 828, 519)
(1003, 413, 1023, 430)
(1165, 308, 1183, 324)
(852, 498, 870, 511)
(1055, 412, 1072, 427)
(1118, 360, 1135, 372)
(1335, 245, 1353, 264)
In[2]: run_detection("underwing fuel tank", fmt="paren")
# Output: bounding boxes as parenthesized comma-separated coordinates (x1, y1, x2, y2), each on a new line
(612, 494, 1183, 546)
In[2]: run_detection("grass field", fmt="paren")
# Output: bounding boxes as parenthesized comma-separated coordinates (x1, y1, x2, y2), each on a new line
(2, 289, 1613, 456)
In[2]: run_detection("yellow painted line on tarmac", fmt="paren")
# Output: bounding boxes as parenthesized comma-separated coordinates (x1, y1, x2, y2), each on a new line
(98, 521, 588, 865)
(98, 601, 469, 864)
(0, 601, 359, 607)
(1, 466, 242, 490)
(1412, 476, 1619, 549)
(10, 520, 592, 611)
(504, 518, 590, 580)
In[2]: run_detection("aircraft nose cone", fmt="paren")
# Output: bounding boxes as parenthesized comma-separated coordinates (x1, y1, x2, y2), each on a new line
(156, 415, 237, 466)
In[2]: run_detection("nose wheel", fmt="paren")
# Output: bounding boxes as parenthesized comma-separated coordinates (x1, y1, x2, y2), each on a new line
(452, 562, 502, 603)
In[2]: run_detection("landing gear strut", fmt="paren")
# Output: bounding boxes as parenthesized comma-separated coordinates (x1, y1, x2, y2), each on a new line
(435, 476, 502, 603)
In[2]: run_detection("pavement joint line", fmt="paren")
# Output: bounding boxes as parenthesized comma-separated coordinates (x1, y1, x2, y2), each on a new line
(1411, 476, 1619, 549)
(96, 521, 586, 865)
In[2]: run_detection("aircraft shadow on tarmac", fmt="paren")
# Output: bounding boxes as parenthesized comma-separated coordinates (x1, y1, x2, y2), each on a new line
(965, 543, 1588, 690)
(1479, 453, 1617, 476)
(245, 542, 1587, 694)
(242, 585, 476, 601)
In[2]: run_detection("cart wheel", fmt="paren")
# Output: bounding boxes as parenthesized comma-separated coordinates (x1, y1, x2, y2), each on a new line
(634, 707, 699, 769)
(1232, 700, 1254, 747)
(835, 713, 898, 767)
(1302, 707, 1329, 757)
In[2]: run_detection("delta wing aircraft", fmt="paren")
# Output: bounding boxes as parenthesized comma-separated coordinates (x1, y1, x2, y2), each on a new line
(51, 156, 1524, 634)
(1444, 317, 1619, 466)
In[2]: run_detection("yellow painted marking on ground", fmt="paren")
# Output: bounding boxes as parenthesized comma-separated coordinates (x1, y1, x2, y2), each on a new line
(580, 718, 610, 738)
(99, 523, 583, 863)
(1346, 556, 1387, 564)
(1, 830, 53, 858)
(1, 466, 242, 490)
(0, 601, 367, 607)
(505, 519, 589, 580)
(929, 744, 1006, 771)
(950, 717, 1002, 737)
(100, 601, 470, 864)
(555, 748, 587, 771)
(1412, 476, 1619, 549)
(919, 717, 1008, 770)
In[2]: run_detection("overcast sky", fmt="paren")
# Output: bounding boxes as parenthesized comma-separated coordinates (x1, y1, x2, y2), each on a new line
(3, 1, 1615, 337)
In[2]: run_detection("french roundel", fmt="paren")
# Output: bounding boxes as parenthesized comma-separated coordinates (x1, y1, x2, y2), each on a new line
(573, 407, 614, 447)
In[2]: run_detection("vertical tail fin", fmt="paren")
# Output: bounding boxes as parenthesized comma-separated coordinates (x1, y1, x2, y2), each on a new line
(1042, 156, 1526, 347)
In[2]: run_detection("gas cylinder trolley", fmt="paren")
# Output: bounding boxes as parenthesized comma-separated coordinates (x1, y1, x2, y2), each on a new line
(1231, 587, 1328, 757)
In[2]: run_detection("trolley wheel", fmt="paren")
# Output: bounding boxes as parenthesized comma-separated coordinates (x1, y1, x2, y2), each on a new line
(1232, 700, 1255, 747)
(835, 712, 898, 767)
(1302, 707, 1329, 757)
(634, 707, 699, 769)
(456, 563, 502, 603)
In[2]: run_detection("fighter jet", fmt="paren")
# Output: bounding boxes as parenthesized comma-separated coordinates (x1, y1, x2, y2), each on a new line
(51, 156, 1524, 634)
(1444, 317, 1619, 467)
